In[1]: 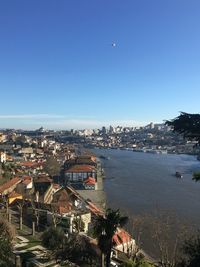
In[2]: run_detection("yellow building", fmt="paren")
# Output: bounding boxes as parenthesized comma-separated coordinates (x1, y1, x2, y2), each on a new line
(8, 191, 22, 204)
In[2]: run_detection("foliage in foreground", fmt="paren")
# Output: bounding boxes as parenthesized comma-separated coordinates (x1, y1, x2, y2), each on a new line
(192, 172, 200, 182)
(0, 218, 15, 267)
(165, 112, 200, 143)
(166, 112, 200, 183)
(121, 259, 154, 267)
(94, 208, 128, 267)
(41, 226, 99, 265)
(178, 231, 200, 267)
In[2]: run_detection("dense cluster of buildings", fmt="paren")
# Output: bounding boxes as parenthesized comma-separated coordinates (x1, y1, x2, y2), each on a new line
(75, 123, 199, 155)
(1, 123, 196, 266)
(0, 129, 136, 266)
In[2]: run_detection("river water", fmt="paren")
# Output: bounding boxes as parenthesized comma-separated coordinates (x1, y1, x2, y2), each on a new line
(92, 148, 200, 256)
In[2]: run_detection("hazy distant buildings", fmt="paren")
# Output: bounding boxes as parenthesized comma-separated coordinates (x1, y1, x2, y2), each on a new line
(101, 126, 107, 135)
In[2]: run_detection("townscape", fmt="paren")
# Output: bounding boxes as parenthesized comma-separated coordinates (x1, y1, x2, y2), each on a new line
(0, 127, 141, 267)
(1, 119, 200, 267)
(1, 1, 200, 266)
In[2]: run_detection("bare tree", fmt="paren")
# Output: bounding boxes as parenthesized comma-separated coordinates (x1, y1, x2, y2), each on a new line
(125, 210, 191, 267)
(30, 197, 40, 235)
(150, 211, 190, 267)
(44, 156, 61, 178)
(50, 205, 62, 228)
(16, 199, 25, 230)
(2, 195, 11, 222)
(126, 214, 145, 259)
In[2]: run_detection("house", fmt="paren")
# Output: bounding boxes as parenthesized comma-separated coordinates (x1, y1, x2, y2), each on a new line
(51, 187, 73, 214)
(34, 175, 54, 203)
(18, 147, 35, 159)
(0, 177, 21, 196)
(47, 187, 92, 233)
(18, 161, 44, 174)
(15, 176, 33, 198)
(0, 151, 6, 163)
(64, 164, 97, 185)
(51, 186, 87, 211)
(84, 177, 96, 190)
(8, 191, 22, 204)
(86, 200, 104, 217)
(0, 133, 7, 143)
(65, 155, 97, 169)
(112, 228, 136, 255)
(22, 176, 33, 190)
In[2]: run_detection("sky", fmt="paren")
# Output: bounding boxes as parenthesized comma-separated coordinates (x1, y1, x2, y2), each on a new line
(0, 0, 200, 130)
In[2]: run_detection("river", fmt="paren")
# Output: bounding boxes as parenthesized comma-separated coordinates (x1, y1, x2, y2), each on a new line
(92, 148, 200, 257)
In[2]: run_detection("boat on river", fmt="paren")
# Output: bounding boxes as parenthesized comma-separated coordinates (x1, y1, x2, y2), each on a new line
(99, 155, 110, 160)
(175, 171, 183, 178)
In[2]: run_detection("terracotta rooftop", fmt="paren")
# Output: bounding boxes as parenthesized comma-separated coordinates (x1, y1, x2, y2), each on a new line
(112, 228, 132, 246)
(19, 161, 37, 168)
(84, 177, 96, 185)
(34, 176, 52, 183)
(65, 164, 96, 173)
(86, 200, 103, 216)
(22, 176, 32, 186)
(0, 177, 21, 194)
(19, 161, 44, 168)
(8, 191, 22, 198)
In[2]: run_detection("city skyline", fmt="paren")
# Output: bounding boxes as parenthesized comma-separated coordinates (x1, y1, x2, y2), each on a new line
(0, 114, 155, 130)
(0, 0, 200, 129)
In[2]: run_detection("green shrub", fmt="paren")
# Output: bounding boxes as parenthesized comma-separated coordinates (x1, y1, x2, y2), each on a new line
(192, 171, 200, 182)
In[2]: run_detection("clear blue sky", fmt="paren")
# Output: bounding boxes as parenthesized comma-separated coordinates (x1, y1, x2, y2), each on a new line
(0, 0, 200, 129)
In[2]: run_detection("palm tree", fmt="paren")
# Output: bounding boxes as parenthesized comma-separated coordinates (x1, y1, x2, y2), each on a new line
(94, 208, 128, 267)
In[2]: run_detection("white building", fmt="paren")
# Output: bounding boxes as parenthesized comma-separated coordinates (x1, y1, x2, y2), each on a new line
(0, 151, 6, 163)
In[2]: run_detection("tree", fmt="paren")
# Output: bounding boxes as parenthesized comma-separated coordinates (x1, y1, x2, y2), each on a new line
(1, 195, 11, 222)
(42, 226, 65, 252)
(30, 198, 40, 235)
(0, 218, 15, 267)
(166, 112, 200, 181)
(179, 231, 200, 267)
(192, 172, 200, 182)
(16, 199, 25, 230)
(165, 112, 200, 143)
(94, 208, 128, 267)
(126, 214, 145, 259)
(127, 211, 189, 267)
(44, 156, 61, 178)
(42, 227, 98, 265)
(121, 259, 153, 267)
(42, 226, 66, 262)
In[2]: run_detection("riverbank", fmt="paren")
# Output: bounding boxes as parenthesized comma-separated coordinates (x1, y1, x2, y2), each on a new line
(93, 145, 199, 157)
(92, 148, 200, 258)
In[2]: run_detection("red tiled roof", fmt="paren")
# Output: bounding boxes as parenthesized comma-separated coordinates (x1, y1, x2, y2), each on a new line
(19, 162, 37, 167)
(8, 191, 22, 198)
(65, 165, 96, 173)
(0, 177, 21, 194)
(34, 176, 52, 183)
(84, 177, 96, 185)
(86, 200, 103, 216)
(19, 161, 44, 168)
(51, 189, 73, 214)
(112, 228, 132, 246)
(22, 176, 32, 186)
